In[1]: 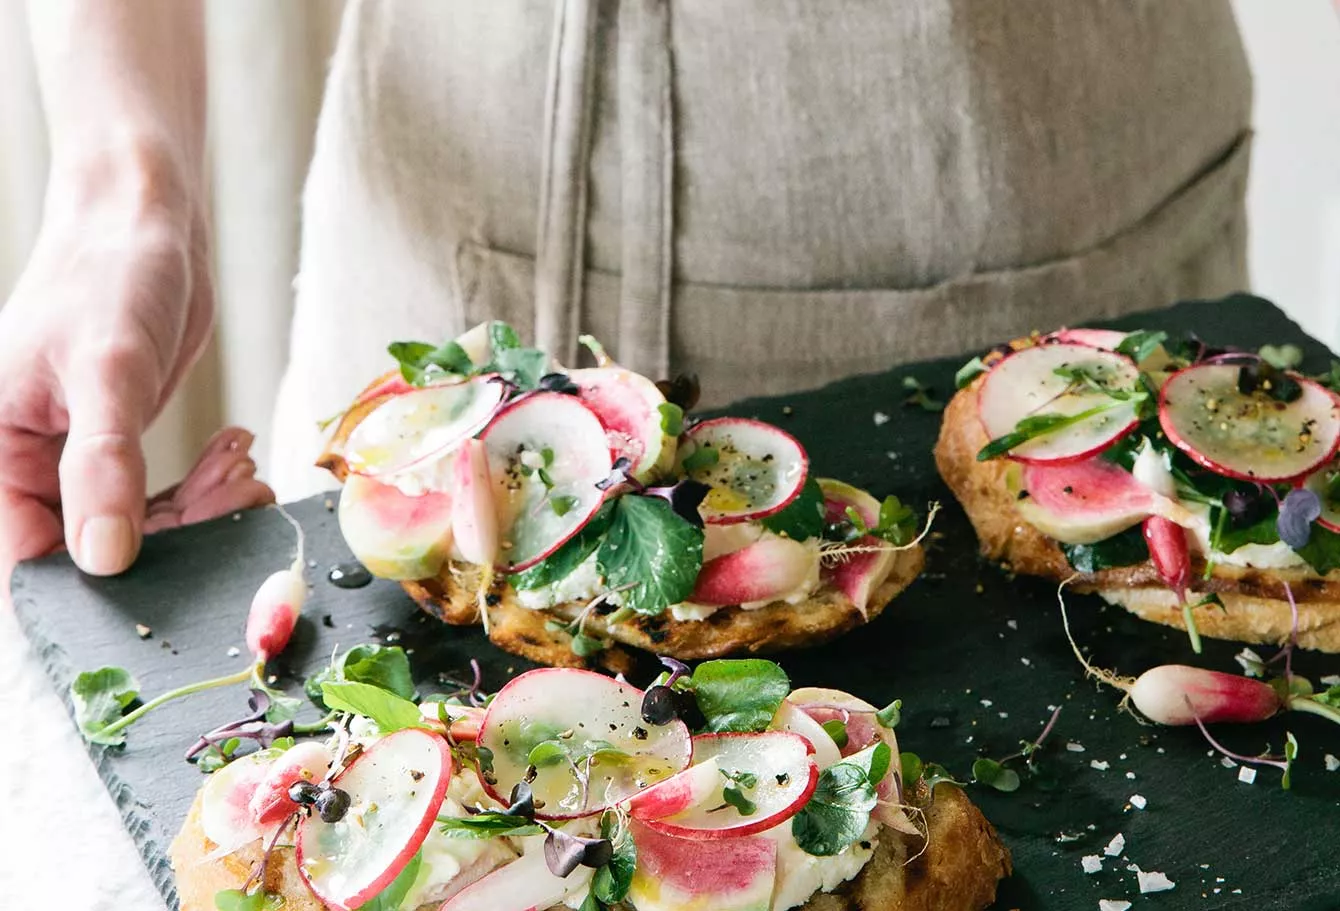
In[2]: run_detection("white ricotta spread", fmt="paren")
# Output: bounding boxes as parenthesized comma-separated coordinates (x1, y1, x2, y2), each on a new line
(387, 449, 458, 498)
(1184, 503, 1307, 570)
(767, 819, 879, 911)
(514, 552, 607, 610)
(401, 793, 517, 908)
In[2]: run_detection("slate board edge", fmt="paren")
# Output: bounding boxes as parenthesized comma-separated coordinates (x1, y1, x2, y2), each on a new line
(13, 570, 182, 908)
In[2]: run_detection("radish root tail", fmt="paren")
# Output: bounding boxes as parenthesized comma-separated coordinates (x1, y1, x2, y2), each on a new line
(1057, 575, 1136, 692)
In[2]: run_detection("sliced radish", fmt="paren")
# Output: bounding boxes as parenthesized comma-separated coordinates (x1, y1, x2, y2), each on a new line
(703, 523, 765, 561)
(690, 535, 817, 606)
(683, 418, 808, 524)
(769, 700, 842, 770)
(641, 732, 818, 839)
(481, 393, 613, 571)
(817, 479, 896, 614)
(627, 756, 723, 821)
(353, 371, 416, 406)
(451, 439, 499, 567)
(1144, 516, 1189, 593)
(199, 750, 272, 854)
(1045, 328, 1130, 350)
(296, 728, 452, 910)
(570, 366, 677, 481)
(338, 473, 455, 580)
(420, 702, 486, 742)
(1303, 468, 1340, 532)
(440, 842, 593, 911)
(627, 820, 777, 911)
(343, 377, 504, 478)
(1016, 458, 1193, 545)
(1159, 364, 1340, 482)
(248, 741, 333, 826)
(978, 343, 1141, 463)
(477, 668, 691, 819)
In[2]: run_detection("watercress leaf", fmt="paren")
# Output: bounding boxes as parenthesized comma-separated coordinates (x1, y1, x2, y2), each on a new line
(437, 813, 545, 839)
(791, 761, 879, 856)
(262, 692, 304, 725)
(899, 752, 923, 785)
(569, 633, 606, 657)
(71, 666, 140, 745)
(921, 762, 965, 791)
(1114, 329, 1168, 365)
(512, 502, 616, 591)
(1060, 526, 1149, 573)
(304, 666, 337, 711)
(864, 742, 892, 789)
(688, 659, 790, 733)
(901, 375, 944, 412)
(658, 402, 685, 436)
(213, 888, 285, 911)
(592, 813, 637, 903)
(320, 681, 426, 733)
(873, 495, 918, 545)
(821, 719, 849, 749)
(971, 758, 1021, 793)
(579, 894, 604, 911)
(1259, 343, 1304, 370)
(1212, 503, 1281, 553)
(1294, 524, 1340, 575)
(761, 476, 826, 541)
(597, 497, 704, 616)
(489, 321, 522, 351)
(491, 346, 549, 391)
(341, 644, 416, 701)
(875, 699, 902, 729)
(955, 356, 989, 389)
(551, 494, 580, 517)
(359, 850, 423, 911)
(528, 740, 571, 768)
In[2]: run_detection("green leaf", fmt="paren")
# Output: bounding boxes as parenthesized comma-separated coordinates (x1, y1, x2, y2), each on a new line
(359, 850, 423, 911)
(875, 699, 902, 729)
(1294, 524, 1340, 575)
(1114, 329, 1168, 365)
(304, 665, 337, 710)
(511, 502, 616, 591)
(681, 445, 720, 474)
(761, 477, 826, 541)
(597, 497, 704, 616)
(791, 745, 889, 857)
(71, 667, 140, 745)
(551, 494, 580, 517)
(955, 356, 989, 389)
(213, 888, 284, 911)
(490, 346, 549, 390)
(722, 786, 757, 816)
(976, 402, 1128, 461)
(688, 659, 791, 733)
(658, 402, 685, 436)
(1210, 506, 1282, 554)
(1059, 526, 1149, 573)
(900, 752, 923, 786)
(822, 719, 849, 750)
(872, 495, 918, 545)
(387, 339, 473, 386)
(1312, 685, 1340, 708)
(592, 811, 637, 903)
(579, 894, 605, 911)
(528, 740, 571, 768)
(569, 632, 606, 657)
(341, 644, 417, 701)
(320, 681, 426, 733)
(971, 758, 1021, 792)
(901, 375, 944, 412)
(489, 321, 521, 351)
(1281, 732, 1298, 791)
(437, 813, 545, 839)
(1259, 344, 1304, 370)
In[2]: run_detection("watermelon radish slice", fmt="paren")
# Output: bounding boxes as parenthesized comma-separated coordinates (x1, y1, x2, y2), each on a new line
(1015, 457, 1200, 545)
(817, 479, 896, 614)
(451, 439, 499, 567)
(296, 728, 452, 910)
(626, 819, 777, 911)
(1159, 364, 1340, 482)
(978, 343, 1141, 463)
(198, 749, 273, 855)
(439, 843, 593, 911)
(769, 700, 842, 770)
(1303, 468, 1340, 533)
(1045, 328, 1130, 350)
(481, 393, 613, 571)
(641, 732, 818, 839)
(683, 418, 808, 524)
(248, 741, 333, 826)
(627, 756, 723, 821)
(689, 534, 818, 606)
(338, 473, 455, 580)
(343, 377, 505, 478)
(571, 366, 677, 481)
(477, 668, 692, 819)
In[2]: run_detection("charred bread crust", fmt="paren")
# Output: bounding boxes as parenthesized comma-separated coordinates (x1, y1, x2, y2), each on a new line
(934, 368, 1340, 652)
(321, 373, 927, 666)
(169, 768, 1009, 911)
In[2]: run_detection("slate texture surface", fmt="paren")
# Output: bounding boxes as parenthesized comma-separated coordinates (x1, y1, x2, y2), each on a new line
(13, 295, 1340, 910)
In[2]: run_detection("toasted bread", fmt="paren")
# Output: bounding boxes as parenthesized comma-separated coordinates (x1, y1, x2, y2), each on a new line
(169, 771, 1009, 911)
(935, 368, 1340, 652)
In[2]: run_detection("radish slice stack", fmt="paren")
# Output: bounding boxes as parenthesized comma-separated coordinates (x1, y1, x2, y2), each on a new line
(343, 377, 505, 478)
(682, 418, 809, 523)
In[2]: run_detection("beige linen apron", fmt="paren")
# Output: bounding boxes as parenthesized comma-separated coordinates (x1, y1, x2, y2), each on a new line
(272, 0, 1252, 499)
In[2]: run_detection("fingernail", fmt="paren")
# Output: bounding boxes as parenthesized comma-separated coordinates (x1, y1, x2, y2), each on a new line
(77, 516, 139, 575)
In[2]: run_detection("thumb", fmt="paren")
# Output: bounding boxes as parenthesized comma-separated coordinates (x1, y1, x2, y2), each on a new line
(58, 345, 157, 576)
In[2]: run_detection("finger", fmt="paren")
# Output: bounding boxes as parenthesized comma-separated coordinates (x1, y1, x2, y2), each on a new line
(0, 487, 63, 598)
(58, 342, 158, 576)
(179, 478, 275, 526)
(170, 427, 255, 507)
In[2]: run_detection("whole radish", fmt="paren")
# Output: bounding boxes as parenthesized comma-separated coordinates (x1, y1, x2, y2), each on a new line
(246, 506, 309, 661)
(1126, 664, 1282, 725)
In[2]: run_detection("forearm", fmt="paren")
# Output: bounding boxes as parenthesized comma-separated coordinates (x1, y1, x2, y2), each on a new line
(26, 0, 207, 223)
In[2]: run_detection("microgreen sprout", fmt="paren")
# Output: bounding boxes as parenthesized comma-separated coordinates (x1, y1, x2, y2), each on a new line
(901, 376, 944, 412)
(1188, 702, 1298, 790)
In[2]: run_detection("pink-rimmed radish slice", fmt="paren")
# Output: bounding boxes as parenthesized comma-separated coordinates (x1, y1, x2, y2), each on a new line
(627, 756, 723, 821)
(570, 366, 678, 481)
(439, 843, 593, 911)
(248, 741, 333, 826)
(1045, 327, 1130, 350)
(477, 668, 691, 819)
(353, 371, 415, 406)
(978, 343, 1141, 463)
(627, 819, 777, 911)
(689, 534, 817, 606)
(198, 749, 273, 855)
(787, 687, 914, 834)
(343, 376, 505, 478)
(338, 473, 455, 580)
(769, 700, 842, 770)
(481, 392, 613, 571)
(682, 418, 808, 524)
(420, 702, 486, 742)
(1303, 468, 1340, 532)
(1159, 364, 1340, 482)
(641, 731, 818, 839)
(451, 438, 498, 567)
(817, 479, 896, 614)
(296, 728, 452, 910)
(1015, 457, 1200, 545)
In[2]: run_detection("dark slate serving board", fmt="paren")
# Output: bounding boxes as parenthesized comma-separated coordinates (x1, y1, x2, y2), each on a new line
(14, 295, 1340, 911)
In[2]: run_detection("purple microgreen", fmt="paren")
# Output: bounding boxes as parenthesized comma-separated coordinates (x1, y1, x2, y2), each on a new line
(539, 373, 581, 395)
(1188, 698, 1295, 788)
(240, 812, 298, 896)
(543, 828, 615, 878)
(640, 479, 710, 528)
(184, 690, 296, 762)
(1277, 488, 1322, 550)
(1222, 487, 1269, 528)
(594, 457, 635, 492)
(655, 373, 702, 413)
(504, 781, 536, 818)
(658, 656, 691, 688)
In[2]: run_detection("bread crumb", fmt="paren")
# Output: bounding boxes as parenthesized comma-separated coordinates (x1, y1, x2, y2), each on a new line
(1138, 870, 1176, 894)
